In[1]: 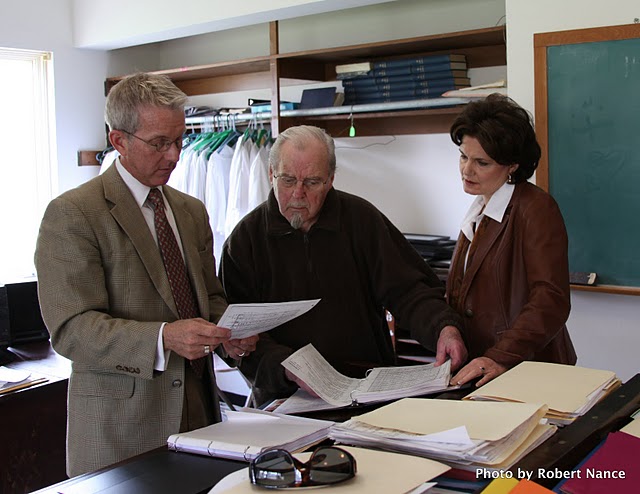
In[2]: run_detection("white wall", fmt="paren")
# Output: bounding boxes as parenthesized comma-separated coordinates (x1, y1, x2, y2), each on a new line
(0, 0, 109, 194)
(71, 0, 400, 49)
(144, 0, 506, 68)
(506, 0, 640, 382)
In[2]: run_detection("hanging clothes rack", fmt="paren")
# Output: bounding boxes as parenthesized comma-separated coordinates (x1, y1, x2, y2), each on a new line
(184, 96, 471, 128)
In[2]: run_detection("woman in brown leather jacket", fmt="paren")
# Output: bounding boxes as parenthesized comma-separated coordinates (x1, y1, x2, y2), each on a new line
(446, 94, 576, 388)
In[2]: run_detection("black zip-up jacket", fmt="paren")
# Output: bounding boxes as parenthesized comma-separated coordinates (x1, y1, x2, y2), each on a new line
(220, 188, 463, 406)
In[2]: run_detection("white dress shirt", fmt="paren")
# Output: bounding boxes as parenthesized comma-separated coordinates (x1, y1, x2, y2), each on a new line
(460, 181, 515, 270)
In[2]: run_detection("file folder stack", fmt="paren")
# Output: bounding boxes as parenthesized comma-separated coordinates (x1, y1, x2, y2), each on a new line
(329, 398, 556, 471)
(463, 361, 621, 425)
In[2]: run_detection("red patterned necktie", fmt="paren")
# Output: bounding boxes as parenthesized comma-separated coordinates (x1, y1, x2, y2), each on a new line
(147, 188, 205, 376)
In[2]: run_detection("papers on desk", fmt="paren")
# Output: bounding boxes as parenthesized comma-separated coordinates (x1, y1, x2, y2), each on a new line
(463, 361, 621, 425)
(217, 299, 320, 339)
(167, 408, 333, 461)
(209, 446, 451, 494)
(0, 366, 48, 395)
(330, 398, 556, 471)
(265, 388, 345, 415)
(281, 343, 455, 407)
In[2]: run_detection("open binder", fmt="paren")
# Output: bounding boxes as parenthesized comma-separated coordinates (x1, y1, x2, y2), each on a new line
(167, 408, 333, 461)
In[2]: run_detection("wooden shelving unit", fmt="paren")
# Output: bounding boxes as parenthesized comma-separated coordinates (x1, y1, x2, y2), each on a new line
(105, 23, 506, 137)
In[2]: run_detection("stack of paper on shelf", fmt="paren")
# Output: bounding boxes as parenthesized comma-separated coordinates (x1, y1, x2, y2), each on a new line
(442, 80, 507, 98)
(209, 446, 451, 494)
(167, 408, 333, 461)
(329, 398, 555, 472)
(281, 343, 455, 408)
(335, 61, 372, 78)
(463, 361, 621, 425)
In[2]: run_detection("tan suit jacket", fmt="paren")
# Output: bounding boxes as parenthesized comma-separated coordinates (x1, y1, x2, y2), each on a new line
(35, 165, 227, 476)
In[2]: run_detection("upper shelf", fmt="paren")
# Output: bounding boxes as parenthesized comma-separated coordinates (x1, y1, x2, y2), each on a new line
(105, 25, 506, 96)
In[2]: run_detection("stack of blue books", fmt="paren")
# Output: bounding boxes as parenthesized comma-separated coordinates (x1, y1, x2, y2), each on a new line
(337, 53, 470, 105)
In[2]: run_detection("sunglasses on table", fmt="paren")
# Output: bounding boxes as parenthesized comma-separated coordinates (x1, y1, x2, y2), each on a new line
(249, 446, 357, 489)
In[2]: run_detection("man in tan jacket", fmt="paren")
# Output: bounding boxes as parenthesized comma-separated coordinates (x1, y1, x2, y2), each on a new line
(35, 73, 255, 476)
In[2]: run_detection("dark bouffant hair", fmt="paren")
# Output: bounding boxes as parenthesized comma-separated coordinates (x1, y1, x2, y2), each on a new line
(449, 93, 541, 183)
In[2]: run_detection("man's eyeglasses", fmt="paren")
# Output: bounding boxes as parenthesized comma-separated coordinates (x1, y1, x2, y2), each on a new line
(273, 174, 329, 191)
(249, 446, 357, 489)
(120, 129, 183, 153)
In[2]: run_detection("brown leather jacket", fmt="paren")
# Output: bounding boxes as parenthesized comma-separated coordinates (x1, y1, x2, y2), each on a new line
(447, 182, 576, 368)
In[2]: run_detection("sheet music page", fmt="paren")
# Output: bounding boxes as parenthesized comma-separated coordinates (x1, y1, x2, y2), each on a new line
(281, 343, 362, 406)
(218, 299, 320, 339)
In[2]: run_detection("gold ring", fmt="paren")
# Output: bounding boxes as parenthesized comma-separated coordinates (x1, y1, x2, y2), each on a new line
(203, 345, 211, 355)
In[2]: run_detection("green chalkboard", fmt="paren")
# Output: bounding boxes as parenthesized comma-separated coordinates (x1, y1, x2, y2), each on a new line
(536, 24, 640, 291)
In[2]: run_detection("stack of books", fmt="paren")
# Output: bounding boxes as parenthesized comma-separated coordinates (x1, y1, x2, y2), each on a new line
(336, 53, 471, 105)
(463, 361, 621, 426)
(329, 398, 556, 472)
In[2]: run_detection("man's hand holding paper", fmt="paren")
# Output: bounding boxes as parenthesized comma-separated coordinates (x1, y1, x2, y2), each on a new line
(218, 299, 320, 360)
(217, 299, 321, 339)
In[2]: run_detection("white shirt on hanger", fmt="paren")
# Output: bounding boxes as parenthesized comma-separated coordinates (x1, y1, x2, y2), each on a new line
(205, 144, 234, 270)
(247, 142, 271, 212)
(224, 133, 255, 238)
(185, 149, 207, 202)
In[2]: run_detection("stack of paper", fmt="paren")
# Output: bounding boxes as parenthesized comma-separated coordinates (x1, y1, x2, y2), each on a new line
(0, 366, 47, 395)
(167, 408, 333, 461)
(442, 80, 507, 98)
(209, 446, 450, 494)
(281, 343, 454, 408)
(463, 361, 621, 425)
(329, 398, 556, 472)
(265, 388, 342, 415)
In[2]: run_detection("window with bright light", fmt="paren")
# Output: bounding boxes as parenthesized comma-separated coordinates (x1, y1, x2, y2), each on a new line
(0, 48, 56, 282)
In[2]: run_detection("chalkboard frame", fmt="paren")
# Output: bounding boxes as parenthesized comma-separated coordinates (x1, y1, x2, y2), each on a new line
(534, 23, 640, 296)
